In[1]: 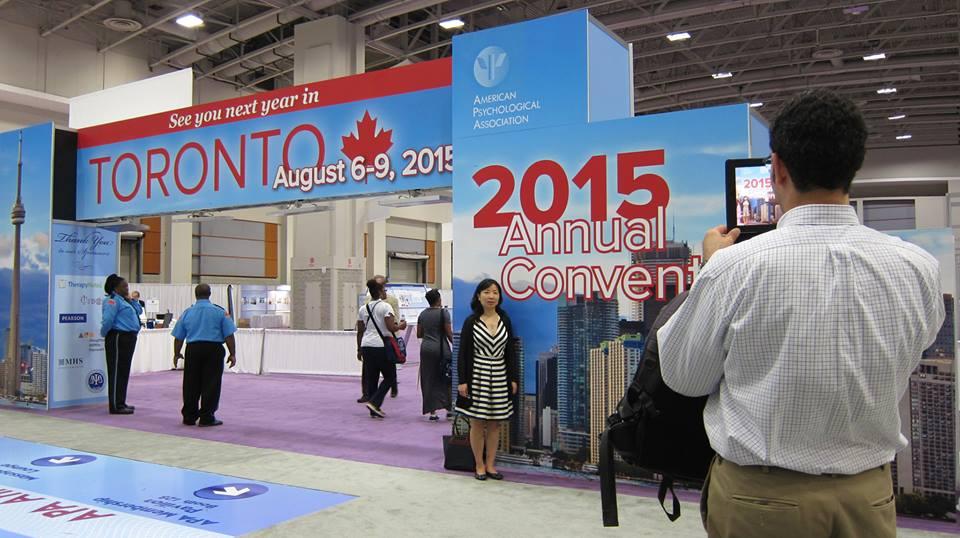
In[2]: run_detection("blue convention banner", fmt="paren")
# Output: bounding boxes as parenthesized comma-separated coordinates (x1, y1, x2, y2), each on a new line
(76, 62, 452, 220)
(0, 437, 353, 537)
(452, 11, 591, 140)
(48, 222, 118, 409)
(452, 104, 753, 457)
(0, 123, 53, 409)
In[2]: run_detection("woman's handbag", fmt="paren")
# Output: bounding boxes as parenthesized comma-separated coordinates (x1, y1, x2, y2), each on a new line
(443, 414, 475, 472)
(366, 303, 407, 364)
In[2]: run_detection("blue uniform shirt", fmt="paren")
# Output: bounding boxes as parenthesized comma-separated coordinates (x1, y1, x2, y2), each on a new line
(172, 299, 237, 343)
(100, 294, 143, 337)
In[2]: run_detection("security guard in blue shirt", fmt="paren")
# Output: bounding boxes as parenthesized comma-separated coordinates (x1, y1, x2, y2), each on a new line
(172, 283, 237, 427)
(101, 274, 143, 415)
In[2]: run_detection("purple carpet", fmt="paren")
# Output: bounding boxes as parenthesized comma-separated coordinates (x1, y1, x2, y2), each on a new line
(10, 337, 958, 534)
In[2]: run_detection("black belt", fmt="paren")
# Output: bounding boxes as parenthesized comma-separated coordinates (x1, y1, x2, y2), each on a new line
(718, 455, 887, 477)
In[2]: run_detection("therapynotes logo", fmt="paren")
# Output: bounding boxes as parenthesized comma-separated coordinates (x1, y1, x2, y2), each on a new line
(474, 46, 509, 88)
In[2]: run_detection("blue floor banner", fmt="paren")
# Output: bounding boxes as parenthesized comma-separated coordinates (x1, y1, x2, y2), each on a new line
(0, 437, 354, 537)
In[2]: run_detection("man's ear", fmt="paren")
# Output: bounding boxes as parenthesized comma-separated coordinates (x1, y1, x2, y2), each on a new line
(771, 153, 790, 188)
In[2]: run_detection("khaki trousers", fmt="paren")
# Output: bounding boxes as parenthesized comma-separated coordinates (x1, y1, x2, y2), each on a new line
(701, 456, 896, 538)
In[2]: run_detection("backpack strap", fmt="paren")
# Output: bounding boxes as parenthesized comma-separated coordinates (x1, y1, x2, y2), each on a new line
(599, 430, 619, 527)
(657, 475, 682, 522)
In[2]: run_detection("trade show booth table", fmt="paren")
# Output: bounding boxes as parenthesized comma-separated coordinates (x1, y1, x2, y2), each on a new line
(132, 329, 360, 377)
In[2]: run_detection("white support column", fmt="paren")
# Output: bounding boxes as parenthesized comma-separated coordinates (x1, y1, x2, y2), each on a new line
(170, 220, 193, 284)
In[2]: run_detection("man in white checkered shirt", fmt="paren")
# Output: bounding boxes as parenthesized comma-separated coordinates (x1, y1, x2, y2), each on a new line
(658, 89, 945, 538)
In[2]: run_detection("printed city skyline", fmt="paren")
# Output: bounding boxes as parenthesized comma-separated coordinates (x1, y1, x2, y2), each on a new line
(0, 123, 53, 405)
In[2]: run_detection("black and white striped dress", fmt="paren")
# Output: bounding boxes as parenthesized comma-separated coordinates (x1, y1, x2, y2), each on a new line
(458, 318, 513, 421)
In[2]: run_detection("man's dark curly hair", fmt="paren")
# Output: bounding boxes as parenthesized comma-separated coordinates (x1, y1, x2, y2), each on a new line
(770, 89, 867, 193)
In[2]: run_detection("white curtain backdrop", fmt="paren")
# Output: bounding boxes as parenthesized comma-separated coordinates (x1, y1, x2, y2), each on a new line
(131, 328, 264, 375)
(128, 283, 233, 319)
(260, 330, 360, 376)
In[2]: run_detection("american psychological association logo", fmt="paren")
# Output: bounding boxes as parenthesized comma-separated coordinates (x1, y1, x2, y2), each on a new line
(474, 46, 509, 88)
(87, 370, 105, 393)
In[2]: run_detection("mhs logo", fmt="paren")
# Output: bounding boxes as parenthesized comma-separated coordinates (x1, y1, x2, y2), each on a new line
(474, 46, 509, 88)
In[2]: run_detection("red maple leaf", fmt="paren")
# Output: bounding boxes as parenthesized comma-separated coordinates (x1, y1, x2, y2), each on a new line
(341, 111, 393, 165)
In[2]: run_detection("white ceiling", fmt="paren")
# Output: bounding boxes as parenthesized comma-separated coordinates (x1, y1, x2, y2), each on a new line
(3, 0, 957, 148)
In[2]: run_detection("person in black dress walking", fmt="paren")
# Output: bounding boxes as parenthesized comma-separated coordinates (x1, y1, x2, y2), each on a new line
(456, 279, 519, 481)
(417, 289, 452, 421)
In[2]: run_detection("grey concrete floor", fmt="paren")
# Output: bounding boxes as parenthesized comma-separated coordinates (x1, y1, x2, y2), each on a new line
(0, 409, 954, 538)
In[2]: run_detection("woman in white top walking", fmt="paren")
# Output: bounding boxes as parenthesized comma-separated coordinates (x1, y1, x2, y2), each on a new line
(357, 278, 401, 418)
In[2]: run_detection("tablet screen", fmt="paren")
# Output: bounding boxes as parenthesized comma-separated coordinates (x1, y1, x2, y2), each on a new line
(734, 163, 782, 227)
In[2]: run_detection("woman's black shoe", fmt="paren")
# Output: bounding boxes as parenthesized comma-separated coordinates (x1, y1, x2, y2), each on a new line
(486, 472, 504, 480)
(474, 473, 487, 481)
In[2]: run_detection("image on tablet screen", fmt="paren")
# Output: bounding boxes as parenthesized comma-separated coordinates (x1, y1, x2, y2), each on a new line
(735, 164, 783, 227)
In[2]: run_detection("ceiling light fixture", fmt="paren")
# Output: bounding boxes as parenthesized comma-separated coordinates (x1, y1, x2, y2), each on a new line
(666, 32, 691, 42)
(863, 52, 886, 61)
(876, 87, 897, 95)
(712, 72, 733, 79)
(896, 134, 913, 140)
(176, 14, 204, 28)
(749, 102, 763, 108)
(439, 18, 465, 30)
(843, 5, 870, 15)
(887, 114, 906, 120)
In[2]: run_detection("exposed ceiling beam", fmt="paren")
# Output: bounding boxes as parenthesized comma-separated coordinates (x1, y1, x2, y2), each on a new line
(369, 0, 513, 43)
(599, 0, 786, 32)
(349, 0, 447, 26)
(100, 0, 219, 53)
(634, 71, 960, 113)
(621, 0, 927, 43)
(632, 18, 960, 61)
(40, 0, 115, 37)
(151, 0, 310, 68)
(197, 36, 295, 80)
(635, 55, 960, 102)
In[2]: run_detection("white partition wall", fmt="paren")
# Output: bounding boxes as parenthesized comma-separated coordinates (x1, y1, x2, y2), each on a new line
(133, 329, 265, 375)
(129, 284, 232, 319)
(260, 330, 359, 376)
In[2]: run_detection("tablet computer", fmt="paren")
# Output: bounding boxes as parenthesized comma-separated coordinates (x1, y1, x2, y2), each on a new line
(725, 158, 783, 241)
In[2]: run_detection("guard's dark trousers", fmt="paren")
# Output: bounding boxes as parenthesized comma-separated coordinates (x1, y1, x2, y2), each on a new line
(105, 330, 137, 412)
(182, 341, 225, 424)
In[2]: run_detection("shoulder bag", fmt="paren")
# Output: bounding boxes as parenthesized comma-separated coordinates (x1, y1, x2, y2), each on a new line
(366, 302, 407, 364)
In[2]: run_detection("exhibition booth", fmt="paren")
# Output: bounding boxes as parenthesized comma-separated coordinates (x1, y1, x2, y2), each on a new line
(0, 8, 955, 529)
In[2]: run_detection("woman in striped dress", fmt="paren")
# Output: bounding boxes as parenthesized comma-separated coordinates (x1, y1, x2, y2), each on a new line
(456, 279, 519, 481)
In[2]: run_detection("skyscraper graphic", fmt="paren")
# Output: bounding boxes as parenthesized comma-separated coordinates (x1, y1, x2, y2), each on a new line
(892, 294, 957, 504)
(2, 131, 25, 400)
(509, 337, 526, 449)
(630, 240, 692, 324)
(557, 293, 618, 454)
(536, 349, 558, 446)
(588, 335, 644, 465)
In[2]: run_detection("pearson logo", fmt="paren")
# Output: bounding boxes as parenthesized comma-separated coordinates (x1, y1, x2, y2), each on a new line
(474, 46, 509, 88)
(59, 313, 87, 324)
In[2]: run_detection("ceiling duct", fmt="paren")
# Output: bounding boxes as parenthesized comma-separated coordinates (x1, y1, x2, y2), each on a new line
(103, 0, 143, 33)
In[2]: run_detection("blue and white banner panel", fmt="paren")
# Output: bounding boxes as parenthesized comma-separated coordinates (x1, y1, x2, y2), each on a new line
(0, 437, 354, 537)
(47, 223, 118, 409)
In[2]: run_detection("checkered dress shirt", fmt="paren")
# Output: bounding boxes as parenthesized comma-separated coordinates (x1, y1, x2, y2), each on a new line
(659, 204, 945, 475)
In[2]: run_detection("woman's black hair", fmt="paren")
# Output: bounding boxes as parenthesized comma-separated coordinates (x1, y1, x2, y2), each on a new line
(103, 274, 124, 296)
(470, 278, 503, 316)
(367, 278, 384, 299)
(425, 288, 441, 307)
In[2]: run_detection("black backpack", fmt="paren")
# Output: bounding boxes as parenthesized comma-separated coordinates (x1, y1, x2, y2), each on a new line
(599, 292, 715, 526)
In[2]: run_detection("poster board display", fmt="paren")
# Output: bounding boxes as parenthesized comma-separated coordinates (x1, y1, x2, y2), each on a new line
(385, 283, 430, 323)
(0, 123, 54, 409)
(48, 222, 119, 409)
